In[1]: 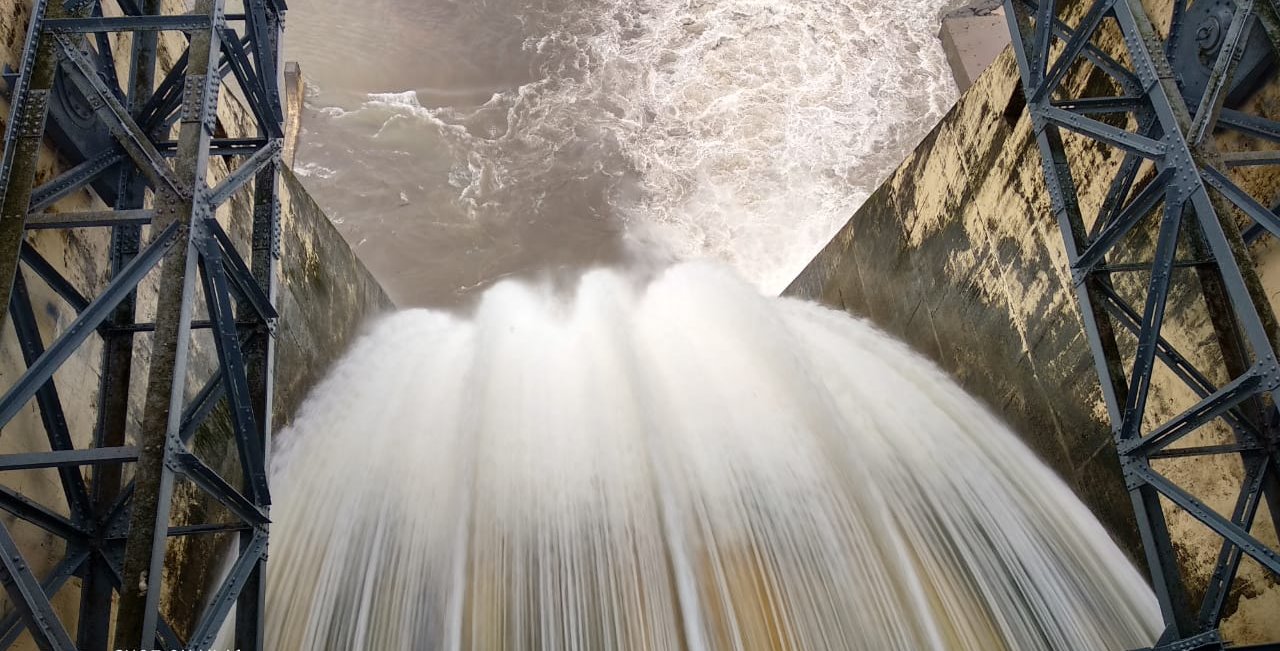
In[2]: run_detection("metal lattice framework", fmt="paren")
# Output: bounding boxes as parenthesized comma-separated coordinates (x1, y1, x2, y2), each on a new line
(0, 0, 284, 648)
(1004, 0, 1280, 649)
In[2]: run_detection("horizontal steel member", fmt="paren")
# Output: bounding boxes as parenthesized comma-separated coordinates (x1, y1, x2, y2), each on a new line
(103, 319, 258, 334)
(103, 523, 255, 540)
(1219, 108, 1280, 142)
(1148, 443, 1264, 459)
(24, 209, 153, 229)
(1220, 150, 1280, 167)
(44, 15, 213, 32)
(168, 523, 252, 536)
(1052, 96, 1145, 114)
(155, 137, 268, 157)
(0, 447, 138, 471)
(0, 485, 84, 540)
(1120, 371, 1265, 456)
(1096, 259, 1212, 273)
(1138, 628, 1223, 650)
(1135, 465, 1280, 575)
(1041, 105, 1168, 157)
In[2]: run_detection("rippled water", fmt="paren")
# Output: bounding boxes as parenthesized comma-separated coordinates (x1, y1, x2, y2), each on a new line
(261, 264, 1161, 650)
(284, 0, 962, 305)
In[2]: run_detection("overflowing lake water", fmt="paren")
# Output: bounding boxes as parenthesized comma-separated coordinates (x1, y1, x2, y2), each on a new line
(262, 265, 1160, 650)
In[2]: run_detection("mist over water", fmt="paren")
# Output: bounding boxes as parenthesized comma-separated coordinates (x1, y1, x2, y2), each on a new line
(264, 264, 1160, 650)
(285, 0, 961, 305)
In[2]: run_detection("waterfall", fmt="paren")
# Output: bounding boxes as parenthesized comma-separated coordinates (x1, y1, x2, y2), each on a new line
(261, 263, 1160, 650)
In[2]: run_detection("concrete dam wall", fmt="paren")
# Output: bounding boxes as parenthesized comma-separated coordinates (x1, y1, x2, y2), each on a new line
(0, 0, 391, 640)
(0, 0, 1274, 645)
(786, 0, 1280, 642)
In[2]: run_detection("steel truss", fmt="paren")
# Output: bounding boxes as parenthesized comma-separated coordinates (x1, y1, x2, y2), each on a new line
(0, 0, 284, 649)
(1004, 0, 1280, 649)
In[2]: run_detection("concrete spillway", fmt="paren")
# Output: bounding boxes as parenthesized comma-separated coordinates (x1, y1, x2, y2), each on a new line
(258, 263, 1159, 650)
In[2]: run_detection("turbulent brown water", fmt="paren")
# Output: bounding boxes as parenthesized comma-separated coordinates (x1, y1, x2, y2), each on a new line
(283, 0, 962, 305)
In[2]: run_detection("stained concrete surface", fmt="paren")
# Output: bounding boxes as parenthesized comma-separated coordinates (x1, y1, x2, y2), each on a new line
(787, 0, 1280, 642)
(283, 61, 304, 167)
(0, 0, 1277, 645)
(939, 4, 1010, 91)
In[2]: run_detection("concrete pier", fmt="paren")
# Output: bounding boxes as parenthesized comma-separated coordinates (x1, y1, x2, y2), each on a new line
(939, 1, 1010, 91)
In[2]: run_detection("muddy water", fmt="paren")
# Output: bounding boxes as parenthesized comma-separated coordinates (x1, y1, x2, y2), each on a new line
(283, 0, 962, 306)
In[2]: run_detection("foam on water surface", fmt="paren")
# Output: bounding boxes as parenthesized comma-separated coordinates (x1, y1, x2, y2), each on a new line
(290, 0, 963, 302)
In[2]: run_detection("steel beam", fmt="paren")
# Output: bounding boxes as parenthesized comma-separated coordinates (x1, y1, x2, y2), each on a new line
(0, 485, 85, 541)
(0, 0, 61, 333)
(28, 148, 125, 213)
(24, 209, 153, 229)
(0, 549, 88, 650)
(207, 139, 282, 207)
(19, 245, 89, 313)
(0, 447, 139, 471)
(0, 0, 285, 647)
(0, 524, 75, 651)
(7, 271, 91, 522)
(0, 223, 178, 425)
(44, 15, 213, 32)
(113, 0, 225, 644)
(1005, 0, 1280, 648)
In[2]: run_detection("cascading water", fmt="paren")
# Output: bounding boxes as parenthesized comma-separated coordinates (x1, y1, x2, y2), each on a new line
(263, 263, 1161, 650)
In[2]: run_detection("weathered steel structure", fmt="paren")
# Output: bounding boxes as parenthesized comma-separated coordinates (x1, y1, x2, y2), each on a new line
(0, 0, 284, 648)
(1004, 0, 1280, 649)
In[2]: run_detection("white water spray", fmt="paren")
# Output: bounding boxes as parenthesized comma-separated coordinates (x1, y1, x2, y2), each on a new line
(264, 263, 1160, 650)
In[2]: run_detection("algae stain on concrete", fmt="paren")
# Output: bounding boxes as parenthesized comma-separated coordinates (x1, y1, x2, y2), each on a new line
(786, 0, 1280, 642)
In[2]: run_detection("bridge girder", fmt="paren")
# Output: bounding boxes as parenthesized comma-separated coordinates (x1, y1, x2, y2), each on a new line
(1004, 0, 1280, 649)
(0, 0, 285, 648)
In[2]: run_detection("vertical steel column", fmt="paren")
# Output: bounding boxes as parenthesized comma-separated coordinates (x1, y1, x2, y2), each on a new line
(0, 0, 287, 647)
(0, 0, 59, 328)
(1004, 0, 1280, 649)
(76, 2, 159, 648)
(235, 11, 283, 647)
(112, 0, 221, 644)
